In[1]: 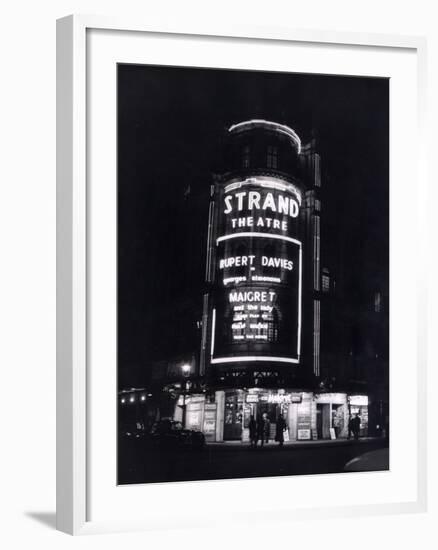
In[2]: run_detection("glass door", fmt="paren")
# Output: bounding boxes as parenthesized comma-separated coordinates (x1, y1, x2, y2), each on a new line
(224, 391, 243, 440)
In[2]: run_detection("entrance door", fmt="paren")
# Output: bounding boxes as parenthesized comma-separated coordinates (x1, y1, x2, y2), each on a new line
(316, 403, 331, 439)
(316, 405, 323, 439)
(256, 403, 286, 441)
(224, 392, 243, 440)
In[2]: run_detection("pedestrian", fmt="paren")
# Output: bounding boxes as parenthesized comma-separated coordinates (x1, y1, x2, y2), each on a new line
(347, 416, 353, 439)
(256, 415, 264, 446)
(262, 412, 270, 445)
(275, 414, 286, 447)
(351, 413, 361, 440)
(249, 415, 257, 448)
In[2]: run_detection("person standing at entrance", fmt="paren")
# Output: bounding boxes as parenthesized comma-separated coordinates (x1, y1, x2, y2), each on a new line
(249, 415, 257, 448)
(256, 415, 264, 447)
(348, 416, 353, 439)
(260, 413, 270, 445)
(275, 414, 286, 446)
(351, 413, 361, 440)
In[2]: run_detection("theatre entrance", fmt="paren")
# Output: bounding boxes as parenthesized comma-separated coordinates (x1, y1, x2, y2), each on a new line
(224, 391, 243, 440)
(223, 392, 291, 441)
(257, 403, 280, 422)
(316, 403, 331, 439)
(255, 402, 288, 441)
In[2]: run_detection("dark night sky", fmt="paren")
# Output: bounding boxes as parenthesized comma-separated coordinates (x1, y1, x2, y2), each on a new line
(117, 64, 389, 388)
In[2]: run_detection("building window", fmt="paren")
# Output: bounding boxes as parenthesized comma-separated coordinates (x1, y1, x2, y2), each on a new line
(322, 273, 330, 293)
(267, 145, 278, 169)
(315, 198, 321, 212)
(314, 153, 321, 187)
(242, 145, 250, 168)
(374, 292, 382, 313)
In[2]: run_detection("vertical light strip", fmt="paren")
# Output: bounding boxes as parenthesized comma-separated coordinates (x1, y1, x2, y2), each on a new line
(313, 218, 317, 289)
(201, 294, 208, 350)
(317, 300, 320, 376)
(316, 215, 320, 291)
(199, 294, 209, 376)
(205, 201, 214, 281)
(210, 308, 216, 357)
(313, 215, 320, 291)
(313, 301, 317, 374)
(297, 244, 302, 357)
(313, 299, 321, 376)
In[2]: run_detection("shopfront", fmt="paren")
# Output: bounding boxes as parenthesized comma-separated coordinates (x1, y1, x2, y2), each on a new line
(174, 394, 206, 432)
(314, 393, 348, 439)
(174, 389, 368, 442)
(221, 389, 315, 442)
(224, 390, 244, 440)
(215, 390, 368, 442)
(348, 395, 369, 437)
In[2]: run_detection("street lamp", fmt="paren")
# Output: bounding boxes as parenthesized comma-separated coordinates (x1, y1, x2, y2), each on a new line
(181, 364, 191, 428)
(181, 364, 191, 377)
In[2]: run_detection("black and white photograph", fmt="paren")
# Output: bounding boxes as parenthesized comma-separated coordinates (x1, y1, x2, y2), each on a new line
(117, 64, 389, 485)
(1, 0, 434, 543)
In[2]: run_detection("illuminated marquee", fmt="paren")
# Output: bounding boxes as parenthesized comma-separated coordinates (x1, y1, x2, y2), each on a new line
(223, 190, 300, 216)
(211, 245, 301, 362)
(221, 187, 300, 236)
(211, 177, 302, 365)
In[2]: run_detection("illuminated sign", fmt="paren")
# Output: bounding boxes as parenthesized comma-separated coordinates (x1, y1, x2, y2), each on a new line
(219, 183, 301, 240)
(267, 393, 302, 404)
(246, 392, 302, 404)
(349, 395, 369, 406)
(211, 178, 302, 365)
(297, 394, 312, 440)
(297, 429, 311, 440)
(246, 394, 259, 403)
(203, 403, 217, 442)
(223, 191, 299, 218)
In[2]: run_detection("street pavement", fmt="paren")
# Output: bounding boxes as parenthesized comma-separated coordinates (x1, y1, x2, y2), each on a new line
(118, 437, 388, 485)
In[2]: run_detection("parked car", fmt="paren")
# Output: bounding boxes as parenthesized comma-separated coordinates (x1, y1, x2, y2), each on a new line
(118, 423, 152, 459)
(149, 419, 205, 451)
(119, 424, 146, 440)
(344, 448, 389, 472)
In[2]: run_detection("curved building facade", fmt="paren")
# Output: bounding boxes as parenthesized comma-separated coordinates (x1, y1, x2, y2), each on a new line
(193, 120, 369, 442)
(207, 121, 304, 372)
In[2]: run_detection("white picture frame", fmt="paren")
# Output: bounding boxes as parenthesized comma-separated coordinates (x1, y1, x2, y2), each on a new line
(56, 15, 428, 535)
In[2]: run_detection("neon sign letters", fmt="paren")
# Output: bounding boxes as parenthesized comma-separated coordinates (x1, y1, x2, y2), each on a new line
(219, 255, 293, 271)
(223, 190, 299, 233)
(223, 191, 299, 217)
(211, 179, 302, 365)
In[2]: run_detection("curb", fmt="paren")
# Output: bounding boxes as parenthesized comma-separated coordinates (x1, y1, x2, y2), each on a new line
(206, 437, 386, 450)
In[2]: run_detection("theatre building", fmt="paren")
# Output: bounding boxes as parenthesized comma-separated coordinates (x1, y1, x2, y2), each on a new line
(173, 119, 369, 441)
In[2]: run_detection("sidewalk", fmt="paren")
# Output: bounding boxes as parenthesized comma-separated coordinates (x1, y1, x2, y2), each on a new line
(206, 437, 385, 450)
